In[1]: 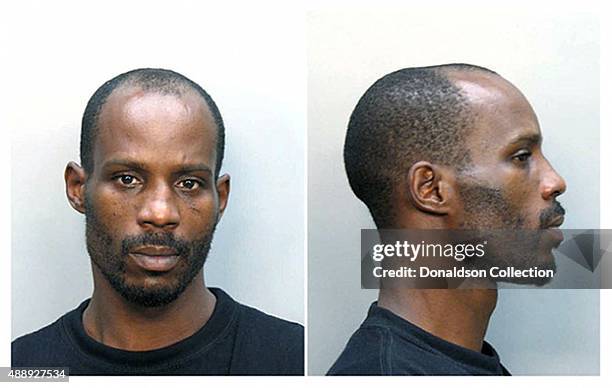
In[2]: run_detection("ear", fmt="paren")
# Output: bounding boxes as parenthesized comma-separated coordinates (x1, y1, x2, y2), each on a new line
(407, 161, 453, 215)
(65, 161, 87, 214)
(216, 173, 230, 219)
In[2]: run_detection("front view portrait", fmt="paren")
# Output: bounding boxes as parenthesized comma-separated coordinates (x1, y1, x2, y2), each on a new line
(12, 68, 304, 376)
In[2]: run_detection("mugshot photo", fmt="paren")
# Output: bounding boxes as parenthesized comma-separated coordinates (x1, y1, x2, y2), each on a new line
(9, 3, 305, 375)
(307, 7, 599, 375)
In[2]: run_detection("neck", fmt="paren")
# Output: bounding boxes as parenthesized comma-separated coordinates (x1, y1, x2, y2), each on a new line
(83, 266, 216, 351)
(377, 288, 497, 352)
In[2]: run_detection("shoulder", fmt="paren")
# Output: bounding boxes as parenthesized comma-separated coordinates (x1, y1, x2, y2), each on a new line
(225, 296, 304, 375)
(327, 326, 393, 375)
(12, 315, 70, 367)
(234, 303, 304, 361)
(212, 288, 303, 347)
(328, 322, 438, 375)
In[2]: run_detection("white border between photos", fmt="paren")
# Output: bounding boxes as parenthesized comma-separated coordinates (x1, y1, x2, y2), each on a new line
(599, 0, 610, 383)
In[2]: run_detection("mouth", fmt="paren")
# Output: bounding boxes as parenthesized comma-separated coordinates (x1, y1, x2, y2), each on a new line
(129, 246, 180, 272)
(542, 216, 565, 247)
(545, 215, 565, 229)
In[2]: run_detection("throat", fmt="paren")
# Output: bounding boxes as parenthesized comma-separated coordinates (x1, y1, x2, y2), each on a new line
(83, 281, 216, 351)
(378, 288, 498, 352)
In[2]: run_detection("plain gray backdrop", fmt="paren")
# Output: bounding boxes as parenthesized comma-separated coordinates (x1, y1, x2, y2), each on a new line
(307, 8, 599, 375)
(11, 5, 305, 340)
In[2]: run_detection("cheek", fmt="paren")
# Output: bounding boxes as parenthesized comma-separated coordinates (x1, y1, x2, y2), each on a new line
(181, 194, 219, 230)
(89, 186, 134, 227)
(503, 178, 542, 222)
(505, 182, 530, 204)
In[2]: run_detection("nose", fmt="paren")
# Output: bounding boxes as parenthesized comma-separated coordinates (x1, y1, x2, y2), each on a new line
(137, 181, 180, 230)
(540, 157, 567, 201)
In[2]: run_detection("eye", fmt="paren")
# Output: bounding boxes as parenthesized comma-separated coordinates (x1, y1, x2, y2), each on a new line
(512, 150, 532, 163)
(177, 179, 202, 191)
(115, 174, 140, 187)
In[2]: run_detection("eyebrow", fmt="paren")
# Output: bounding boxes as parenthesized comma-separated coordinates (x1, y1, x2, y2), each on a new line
(102, 159, 213, 175)
(177, 164, 213, 175)
(102, 159, 148, 172)
(507, 133, 542, 147)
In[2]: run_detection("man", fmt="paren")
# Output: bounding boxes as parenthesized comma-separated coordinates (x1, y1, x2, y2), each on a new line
(328, 64, 566, 375)
(12, 68, 304, 375)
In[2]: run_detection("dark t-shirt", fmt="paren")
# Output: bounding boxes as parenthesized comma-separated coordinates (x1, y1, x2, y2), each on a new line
(12, 288, 304, 375)
(328, 302, 510, 376)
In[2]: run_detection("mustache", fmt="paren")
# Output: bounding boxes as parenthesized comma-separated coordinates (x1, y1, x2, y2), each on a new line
(120, 233, 190, 256)
(539, 201, 566, 228)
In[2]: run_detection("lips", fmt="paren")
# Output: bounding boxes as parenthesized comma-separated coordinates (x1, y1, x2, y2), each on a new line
(545, 215, 565, 228)
(542, 216, 565, 247)
(129, 245, 180, 272)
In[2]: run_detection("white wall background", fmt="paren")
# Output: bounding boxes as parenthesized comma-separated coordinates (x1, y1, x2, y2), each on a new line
(307, 6, 599, 375)
(9, 2, 306, 340)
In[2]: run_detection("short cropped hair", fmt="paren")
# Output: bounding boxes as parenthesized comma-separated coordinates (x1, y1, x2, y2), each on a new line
(344, 64, 497, 228)
(80, 68, 225, 177)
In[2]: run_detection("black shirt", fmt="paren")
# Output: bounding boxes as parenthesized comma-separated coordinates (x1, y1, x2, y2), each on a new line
(328, 302, 510, 376)
(12, 288, 304, 375)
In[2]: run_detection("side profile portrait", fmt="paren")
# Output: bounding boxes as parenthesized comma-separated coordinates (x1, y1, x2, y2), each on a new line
(328, 64, 567, 375)
(11, 68, 304, 375)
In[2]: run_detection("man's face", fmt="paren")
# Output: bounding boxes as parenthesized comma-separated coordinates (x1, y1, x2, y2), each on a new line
(450, 74, 566, 282)
(80, 87, 226, 306)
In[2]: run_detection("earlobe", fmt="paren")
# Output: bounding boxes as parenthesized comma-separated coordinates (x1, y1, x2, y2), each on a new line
(65, 162, 87, 214)
(216, 174, 230, 219)
(407, 161, 451, 215)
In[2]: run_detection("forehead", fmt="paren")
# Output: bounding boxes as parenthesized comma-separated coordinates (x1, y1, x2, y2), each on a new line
(93, 86, 218, 171)
(451, 72, 541, 152)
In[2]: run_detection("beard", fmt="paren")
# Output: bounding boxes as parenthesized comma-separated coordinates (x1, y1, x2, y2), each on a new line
(84, 196, 217, 307)
(457, 181, 565, 286)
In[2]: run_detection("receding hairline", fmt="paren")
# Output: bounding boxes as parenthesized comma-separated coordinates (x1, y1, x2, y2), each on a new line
(442, 69, 526, 109)
(99, 82, 217, 126)
(442, 69, 541, 158)
(89, 83, 221, 176)
(94, 82, 221, 152)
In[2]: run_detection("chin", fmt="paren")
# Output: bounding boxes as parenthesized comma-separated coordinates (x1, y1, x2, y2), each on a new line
(119, 283, 186, 307)
(139, 274, 181, 288)
(105, 271, 190, 308)
(510, 251, 557, 286)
